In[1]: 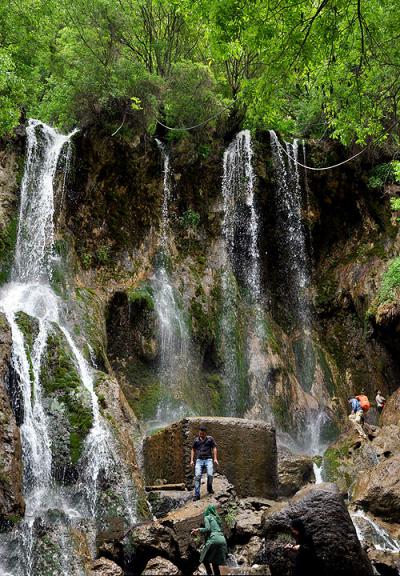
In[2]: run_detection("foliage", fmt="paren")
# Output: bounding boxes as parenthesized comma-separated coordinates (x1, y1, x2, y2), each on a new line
(368, 162, 400, 189)
(377, 257, 400, 304)
(0, 0, 400, 144)
(390, 197, 400, 212)
(180, 209, 200, 229)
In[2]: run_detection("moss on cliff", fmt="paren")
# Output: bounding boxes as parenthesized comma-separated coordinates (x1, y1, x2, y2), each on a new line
(40, 328, 93, 464)
(0, 216, 18, 285)
(127, 285, 155, 311)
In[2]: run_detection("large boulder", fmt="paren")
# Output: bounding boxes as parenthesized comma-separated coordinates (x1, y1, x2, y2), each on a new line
(90, 557, 123, 576)
(262, 483, 373, 576)
(322, 429, 381, 493)
(143, 417, 278, 498)
(381, 387, 400, 427)
(147, 490, 193, 519)
(352, 454, 400, 523)
(277, 449, 314, 497)
(0, 313, 25, 528)
(141, 557, 181, 575)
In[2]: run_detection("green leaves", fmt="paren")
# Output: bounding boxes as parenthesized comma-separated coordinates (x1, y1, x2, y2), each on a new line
(0, 0, 399, 145)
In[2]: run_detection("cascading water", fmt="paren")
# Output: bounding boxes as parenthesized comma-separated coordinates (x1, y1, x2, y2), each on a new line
(269, 131, 328, 452)
(0, 120, 136, 576)
(221, 130, 264, 415)
(351, 509, 400, 554)
(152, 141, 189, 426)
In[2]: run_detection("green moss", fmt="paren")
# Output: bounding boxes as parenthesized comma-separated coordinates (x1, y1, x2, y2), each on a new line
(322, 441, 353, 487)
(206, 374, 223, 413)
(271, 395, 291, 431)
(0, 216, 18, 285)
(127, 285, 154, 311)
(377, 256, 400, 304)
(40, 329, 93, 463)
(134, 377, 162, 420)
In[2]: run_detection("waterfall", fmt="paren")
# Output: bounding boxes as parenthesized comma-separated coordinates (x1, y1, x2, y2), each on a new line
(12, 119, 77, 283)
(0, 121, 136, 576)
(351, 509, 400, 553)
(152, 141, 189, 426)
(269, 131, 329, 451)
(221, 130, 263, 415)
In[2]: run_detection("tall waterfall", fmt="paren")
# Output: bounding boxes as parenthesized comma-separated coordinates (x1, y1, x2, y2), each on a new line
(269, 132, 311, 330)
(152, 141, 189, 426)
(269, 131, 328, 452)
(0, 121, 136, 576)
(221, 130, 262, 415)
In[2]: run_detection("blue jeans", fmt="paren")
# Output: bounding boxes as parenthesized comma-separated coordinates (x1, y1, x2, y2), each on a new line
(194, 458, 213, 497)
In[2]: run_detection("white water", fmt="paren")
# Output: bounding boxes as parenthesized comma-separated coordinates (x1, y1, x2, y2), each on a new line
(221, 130, 263, 415)
(13, 119, 77, 282)
(152, 141, 189, 425)
(269, 131, 329, 452)
(351, 509, 400, 553)
(313, 462, 323, 484)
(0, 121, 136, 576)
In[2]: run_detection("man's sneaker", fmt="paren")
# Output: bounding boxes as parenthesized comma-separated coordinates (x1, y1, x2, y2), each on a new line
(194, 495, 200, 501)
(207, 489, 214, 495)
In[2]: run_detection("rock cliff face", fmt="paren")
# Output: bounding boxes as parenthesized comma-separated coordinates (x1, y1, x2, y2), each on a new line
(0, 122, 399, 572)
(0, 313, 25, 528)
(54, 126, 400, 446)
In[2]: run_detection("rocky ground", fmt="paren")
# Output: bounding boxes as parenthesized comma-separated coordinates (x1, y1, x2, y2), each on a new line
(87, 406, 400, 576)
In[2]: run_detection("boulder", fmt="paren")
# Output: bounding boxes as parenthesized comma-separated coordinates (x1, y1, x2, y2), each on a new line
(381, 388, 400, 427)
(143, 417, 278, 498)
(0, 313, 25, 528)
(141, 557, 181, 575)
(231, 535, 265, 566)
(323, 430, 381, 493)
(367, 550, 400, 576)
(158, 475, 235, 561)
(90, 557, 123, 576)
(352, 454, 400, 523)
(277, 449, 314, 496)
(262, 483, 373, 575)
(147, 490, 193, 518)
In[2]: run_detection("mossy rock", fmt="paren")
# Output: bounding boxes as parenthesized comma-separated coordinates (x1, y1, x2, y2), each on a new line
(127, 284, 154, 311)
(40, 327, 93, 465)
(0, 216, 18, 286)
(322, 440, 354, 490)
(75, 287, 108, 368)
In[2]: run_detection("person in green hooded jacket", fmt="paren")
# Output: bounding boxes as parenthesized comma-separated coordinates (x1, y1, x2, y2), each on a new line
(191, 505, 228, 576)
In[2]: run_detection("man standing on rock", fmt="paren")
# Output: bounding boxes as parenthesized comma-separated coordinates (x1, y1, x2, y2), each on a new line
(348, 395, 368, 439)
(191, 424, 219, 501)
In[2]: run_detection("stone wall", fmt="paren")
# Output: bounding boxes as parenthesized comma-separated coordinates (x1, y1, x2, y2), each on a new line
(143, 417, 278, 498)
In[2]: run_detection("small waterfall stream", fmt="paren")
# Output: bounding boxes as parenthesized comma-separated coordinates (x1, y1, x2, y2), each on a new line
(351, 509, 400, 554)
(0, 120, 137, 576)
(152, 141, 189, 426)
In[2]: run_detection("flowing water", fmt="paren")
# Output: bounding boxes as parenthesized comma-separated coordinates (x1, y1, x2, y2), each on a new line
(220, 131, 264, 415)
(269, 131, 329, 452)
(152, 141, 189, 426)
(351, 509, 400, 553)
(0, 120, 136, 576)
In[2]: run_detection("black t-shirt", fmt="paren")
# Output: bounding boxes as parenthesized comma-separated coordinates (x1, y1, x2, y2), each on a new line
(192, 435, 216, 460)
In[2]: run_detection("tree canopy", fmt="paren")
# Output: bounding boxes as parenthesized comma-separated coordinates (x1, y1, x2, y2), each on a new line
(0, 0, 399, 144)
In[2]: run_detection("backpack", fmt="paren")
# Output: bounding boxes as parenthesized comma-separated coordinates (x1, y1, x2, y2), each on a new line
(356, 394, 370, 413)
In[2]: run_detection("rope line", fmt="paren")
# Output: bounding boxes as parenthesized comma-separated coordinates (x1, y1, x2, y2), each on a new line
(276, 139, 367, 171)
(276, 120, 399, 171)
(155, 102, 234, 132)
